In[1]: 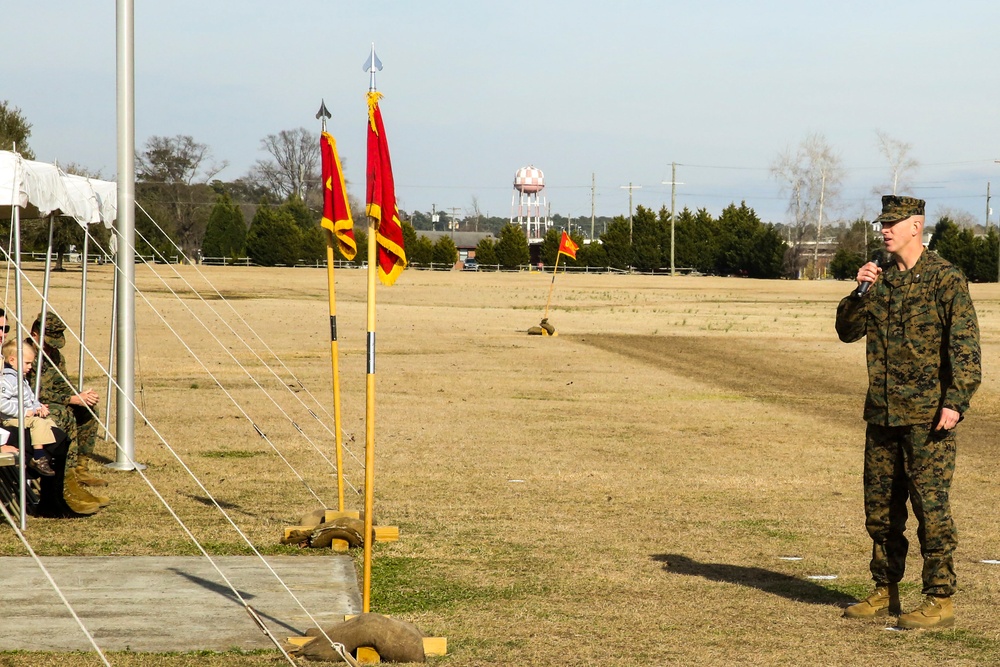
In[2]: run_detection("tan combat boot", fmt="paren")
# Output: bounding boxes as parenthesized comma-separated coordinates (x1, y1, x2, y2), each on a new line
(63, 473, 102, 515)
(66, 471, 110, 509)
(75, 458, 108, 487)
(843, 584, 901, 619)
(897, 595, 954, 629)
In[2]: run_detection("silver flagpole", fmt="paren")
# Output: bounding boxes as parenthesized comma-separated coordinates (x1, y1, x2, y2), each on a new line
(110, 0, 139, 470)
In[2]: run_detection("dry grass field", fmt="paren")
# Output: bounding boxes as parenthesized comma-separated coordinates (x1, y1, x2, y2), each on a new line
(3, 262, 1000, 666)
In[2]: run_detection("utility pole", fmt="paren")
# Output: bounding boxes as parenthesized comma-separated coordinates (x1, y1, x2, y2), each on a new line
(620, 182, 641, 244)
(590, 172, 595, 240)
(661, 162, 684, 276)
(431, 203, 437, 231)
(986, 181, 991, 229)
(447, 206, 462, 240)
(992, 160, 1000, 282)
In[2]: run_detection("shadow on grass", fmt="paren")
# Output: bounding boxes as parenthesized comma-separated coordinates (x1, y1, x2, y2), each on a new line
(652, 553, 855, 607)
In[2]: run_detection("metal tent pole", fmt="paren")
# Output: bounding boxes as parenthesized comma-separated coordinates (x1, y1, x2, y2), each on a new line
(110, 0, 138, 470)
(12, 205, 26, 530)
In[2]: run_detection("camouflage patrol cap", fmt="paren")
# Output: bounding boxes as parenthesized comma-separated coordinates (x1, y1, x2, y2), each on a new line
(874, 195, 926, 224)
(32, 312, 66, 349)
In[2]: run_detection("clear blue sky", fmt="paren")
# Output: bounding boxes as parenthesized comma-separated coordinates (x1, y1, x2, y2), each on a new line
(4, 1, 1000, 227)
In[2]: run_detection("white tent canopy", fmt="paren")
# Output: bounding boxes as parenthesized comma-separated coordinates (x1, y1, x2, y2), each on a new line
(0, 150, 116, 227)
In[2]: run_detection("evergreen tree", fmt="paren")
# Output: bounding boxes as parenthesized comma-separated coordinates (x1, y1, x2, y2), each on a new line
(715, 202, 759, 275)
(929, 217, 976, 278)
(432, 235, 459, 266)
(409, 235, 434, 266)
(352, 227, 368, 267)
(971, 227, 999, 283)
(829, 247, 864, 280)
(601, 217, 632, 269)
(475, 237, 497, 267)
(401, 221, 418, 254)
(299, 225, 326, 264)
(495, 224, 530, 269)
(631, 205, 663, 271)
(281, 194, 316, 231)
(245, 200, 302, 266)
(202, 192, 246, 259)
(540, 227, 561, 266)
(744, 223, 787, 279)
(576, 240, 607, 267)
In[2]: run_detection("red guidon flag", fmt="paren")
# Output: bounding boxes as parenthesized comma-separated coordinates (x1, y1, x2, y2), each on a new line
(320, 131, 357, 260)
(558, 230, 579, 260)
(366, 91, 406, 285)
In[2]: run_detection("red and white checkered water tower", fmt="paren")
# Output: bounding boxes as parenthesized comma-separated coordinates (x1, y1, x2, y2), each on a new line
(510, 165, 550, 242)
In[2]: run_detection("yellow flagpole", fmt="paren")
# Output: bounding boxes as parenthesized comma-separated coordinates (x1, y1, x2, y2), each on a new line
(362, 217, 377, 613)
(543, 250, 562, 321)
(324, 231, 346, 511)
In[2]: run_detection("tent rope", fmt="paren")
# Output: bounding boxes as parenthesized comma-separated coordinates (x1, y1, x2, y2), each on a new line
(0, 251, 347, 665)
(135, 202, 358, 454)
(89, 231, 331, 506)
(126, 223, 364, 483)
(0, 501, 113, 667)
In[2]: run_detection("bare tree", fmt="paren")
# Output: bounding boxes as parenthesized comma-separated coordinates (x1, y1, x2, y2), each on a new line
(467, 196, 483, 232)
(874, 130, 919, 195)
(771, 133, 844, 278)
(934, 207, 977, 229)
(247, 128, 320, 204)
(136, 135, 228, 258)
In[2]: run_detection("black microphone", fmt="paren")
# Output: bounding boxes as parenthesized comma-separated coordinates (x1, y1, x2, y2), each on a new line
(855, 251, 884, 297)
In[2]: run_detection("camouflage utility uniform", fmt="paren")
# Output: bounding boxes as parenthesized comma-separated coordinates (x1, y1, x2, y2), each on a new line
(836, 250, 981, 596)
(30, 346, 99, 473)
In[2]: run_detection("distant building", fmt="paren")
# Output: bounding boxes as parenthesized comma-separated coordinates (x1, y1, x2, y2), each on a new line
(417, 231, 496, 261)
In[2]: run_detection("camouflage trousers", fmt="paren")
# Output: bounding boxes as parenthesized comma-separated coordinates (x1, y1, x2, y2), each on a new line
(864, 422, 957, 597)
(47, 402, 100, 471)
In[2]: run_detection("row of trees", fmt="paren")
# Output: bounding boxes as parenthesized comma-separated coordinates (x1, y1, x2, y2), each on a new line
(11, 100, 1000, 281)
(468, 202, 788, 277)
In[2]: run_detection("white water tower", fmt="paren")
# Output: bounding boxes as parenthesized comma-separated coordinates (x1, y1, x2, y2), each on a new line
(510, 165, 550, 242)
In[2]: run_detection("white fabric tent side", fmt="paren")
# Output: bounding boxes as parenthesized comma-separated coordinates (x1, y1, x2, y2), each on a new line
(0, 151, 117, 226)
(1, 149, 119, 528)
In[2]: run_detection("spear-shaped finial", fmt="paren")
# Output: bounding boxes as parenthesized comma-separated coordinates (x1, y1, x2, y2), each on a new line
(316, 99, 331, 131)
(363, 42, 383, 92)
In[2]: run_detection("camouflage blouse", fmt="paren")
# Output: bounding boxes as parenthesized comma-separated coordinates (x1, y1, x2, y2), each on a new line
(836, 250, 981, 427)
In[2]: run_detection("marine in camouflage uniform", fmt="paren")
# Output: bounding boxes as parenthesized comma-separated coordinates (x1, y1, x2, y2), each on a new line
(836, 195, 981, 628)
(29, 313, 107, 496)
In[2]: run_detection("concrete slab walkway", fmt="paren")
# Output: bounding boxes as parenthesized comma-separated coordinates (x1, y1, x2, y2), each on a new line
(0, 555, 361, 652)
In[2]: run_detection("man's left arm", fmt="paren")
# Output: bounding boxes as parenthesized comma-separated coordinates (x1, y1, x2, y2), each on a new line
(941, 274, 982, 425)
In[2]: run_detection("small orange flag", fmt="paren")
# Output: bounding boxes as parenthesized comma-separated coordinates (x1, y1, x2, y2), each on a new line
(558, 230, 579, 260)
(320, 131, 357, 260)
(366, 91, 406, 285)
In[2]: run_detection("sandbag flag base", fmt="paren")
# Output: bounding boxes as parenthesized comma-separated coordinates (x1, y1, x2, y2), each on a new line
(282, 509, 399, 553)
(526, 318, 557, 336)
(288, 613, 446, 664)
